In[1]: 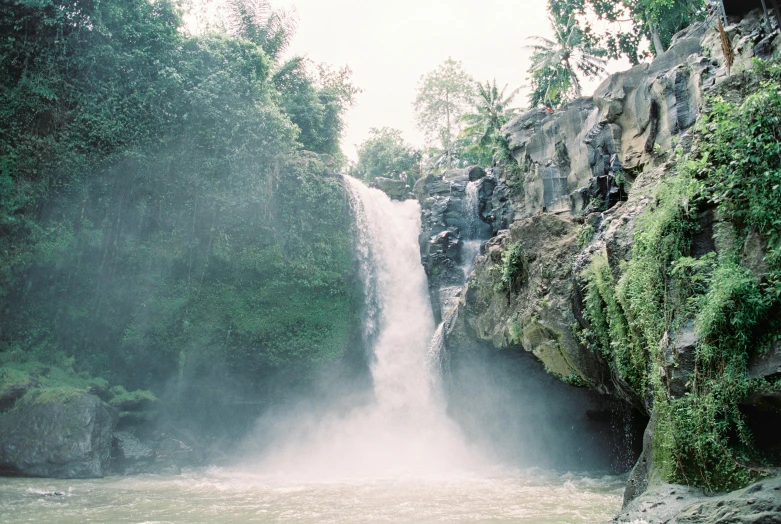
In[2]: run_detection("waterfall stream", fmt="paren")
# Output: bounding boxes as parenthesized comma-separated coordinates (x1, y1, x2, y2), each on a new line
(244, 176, 480, 480)
(344, 175, 438, 412)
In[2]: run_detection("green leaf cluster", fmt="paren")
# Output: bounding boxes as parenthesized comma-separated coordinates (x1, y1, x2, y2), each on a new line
(351, 127, 421, 184)
(0, 0, 362, 402)
(577, 62, 781, 490)
(547, 0, 707, 65)
(526, 12, 607, 108)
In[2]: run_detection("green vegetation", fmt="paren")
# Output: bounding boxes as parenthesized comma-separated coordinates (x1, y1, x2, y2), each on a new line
(577, 63, 781, 490)
(576, 222, 595, 249)
(0, 0, 362, 415)
(547, 0, 707, 64)
(414, 58, 476, 170)
(526, 13, 607, 108)
(457, 80, 519, 167)
(351, 127, 421, 184)
(496, 243, 527, 294)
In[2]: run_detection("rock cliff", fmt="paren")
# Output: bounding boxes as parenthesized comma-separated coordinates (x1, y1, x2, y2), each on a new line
(416, 7, 781, 508)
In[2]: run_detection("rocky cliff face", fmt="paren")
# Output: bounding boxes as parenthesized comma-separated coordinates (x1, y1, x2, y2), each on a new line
(416, 8, 781, 506)
(414, 166, 494, 323)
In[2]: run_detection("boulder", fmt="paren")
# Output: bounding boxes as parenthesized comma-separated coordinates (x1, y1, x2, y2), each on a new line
(371, 176, 410, 200)
(613, 475, 781, 523)
(0, 392, 115, 478)
(467, 165, 486, 181)
(111, 431, 156, 475)
(110, 429, 206, 475)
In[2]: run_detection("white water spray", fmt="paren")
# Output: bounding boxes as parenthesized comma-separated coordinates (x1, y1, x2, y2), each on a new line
(246, 176, 481, 480)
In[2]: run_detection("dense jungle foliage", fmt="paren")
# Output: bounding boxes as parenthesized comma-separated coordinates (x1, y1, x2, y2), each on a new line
(0, 0, 363, 417)
(579, 62, 781, 491)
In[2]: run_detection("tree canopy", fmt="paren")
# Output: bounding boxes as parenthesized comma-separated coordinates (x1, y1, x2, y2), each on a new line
(458, 80, 519, 166)
(547, 0, 707, 64)
(352, 128, 421, 184)
(413, 58, 476, 170)
(0, 0, 364, 427)
(526, 14, 607, 108)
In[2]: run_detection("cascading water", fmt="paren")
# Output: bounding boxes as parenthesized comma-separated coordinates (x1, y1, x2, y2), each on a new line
(461, 180, 483, 277)
(345, 175, 438, 411)
(428, 180, 486, 367)
(247, 176, 480, 479)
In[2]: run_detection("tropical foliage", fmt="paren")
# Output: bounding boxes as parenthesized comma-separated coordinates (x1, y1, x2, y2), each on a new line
(414, 58, 476, 170)
(578, 63, 781, 490)
(526, 14, 607, 108)
(352, 128, 421, 184)
(547, 0, 707, 64)
(458, 80, 519, 166)
(0, 0, 363, 425)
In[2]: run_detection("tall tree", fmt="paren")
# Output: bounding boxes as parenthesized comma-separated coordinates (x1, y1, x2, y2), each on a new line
(547, 0, 707, 64)
(413, 58, 475, 170)
(526, 14, 607, 107)
(272, 59, 359, 156)
(352, 128, 421, 184)
(225, 0, 297, 62)
(459, 80, 519, 166)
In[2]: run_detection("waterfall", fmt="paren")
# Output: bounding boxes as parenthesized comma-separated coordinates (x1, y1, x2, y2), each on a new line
(464, 180, 480, 239)
(461, 181, 483, 277)
(344, 175, 438, 411)
(250, 176, 480, 479)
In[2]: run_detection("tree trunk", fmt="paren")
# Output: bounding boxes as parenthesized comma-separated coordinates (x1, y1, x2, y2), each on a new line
(445, 90, 451, 169)
(649, 20, 665, 56)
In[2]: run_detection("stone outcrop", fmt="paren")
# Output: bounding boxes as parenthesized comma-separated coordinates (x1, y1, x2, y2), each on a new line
(110, 428, 208, 475)
(445, 214, 609, 388)
(444, 9, 780, 399)
(501, 22, 718, 220)
(414, 167, 494, 322)
(431, 8, 781, 518)
(612, 474, 781, 523)
(371, 176, 411, 200)
(0, 392, 115, 478)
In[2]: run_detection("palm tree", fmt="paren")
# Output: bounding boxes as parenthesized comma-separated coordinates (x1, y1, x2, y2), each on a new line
(225, 0, 297, 62)
(526, 15, 607, 107)
(459, 80, 519, 165)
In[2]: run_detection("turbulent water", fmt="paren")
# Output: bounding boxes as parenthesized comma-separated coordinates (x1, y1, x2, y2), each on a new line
(0, 177, 626, 522)
(0, 470, 625, 523)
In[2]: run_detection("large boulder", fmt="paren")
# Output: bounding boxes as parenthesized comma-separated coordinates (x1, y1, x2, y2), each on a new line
(371, 176, 410, 200)
(446, 214, 609, 389)
(613, 475, 781, 523)
(0, 391, 116, 478)
(110, 429, 207, 475)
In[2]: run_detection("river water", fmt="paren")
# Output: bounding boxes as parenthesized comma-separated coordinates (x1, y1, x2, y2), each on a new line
(0, 178, 627, 522)
(0, 470, 624, 523)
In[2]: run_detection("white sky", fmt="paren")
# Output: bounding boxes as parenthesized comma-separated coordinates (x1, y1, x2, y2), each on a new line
(189, 1, 631, 160)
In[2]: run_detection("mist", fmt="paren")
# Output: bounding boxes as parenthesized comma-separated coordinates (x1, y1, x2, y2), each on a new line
(225, 176, 642, 484)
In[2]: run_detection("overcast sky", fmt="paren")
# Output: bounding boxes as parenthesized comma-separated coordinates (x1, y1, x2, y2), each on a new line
(193, 1, 630, 160)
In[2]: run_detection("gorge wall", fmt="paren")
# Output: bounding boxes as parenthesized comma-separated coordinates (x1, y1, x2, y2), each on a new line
(414, 8, 781, 511)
